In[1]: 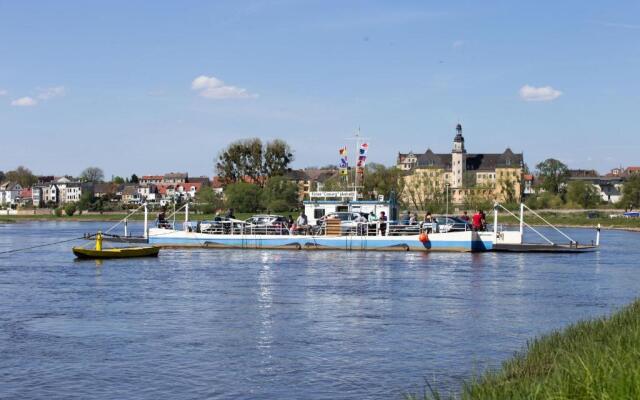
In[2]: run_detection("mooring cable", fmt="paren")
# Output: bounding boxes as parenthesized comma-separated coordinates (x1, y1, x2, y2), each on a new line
(0, 236, 86, 255)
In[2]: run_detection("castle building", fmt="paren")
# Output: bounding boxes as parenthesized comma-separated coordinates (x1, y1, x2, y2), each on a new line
(397, 124, 524, 206)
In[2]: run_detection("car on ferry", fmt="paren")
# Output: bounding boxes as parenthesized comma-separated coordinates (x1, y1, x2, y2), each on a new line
(424, 216, 472, 233)
(245, 214, 289, 226)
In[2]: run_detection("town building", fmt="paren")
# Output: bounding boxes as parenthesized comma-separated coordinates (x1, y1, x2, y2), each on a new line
(397, 124, 524, 205)
(0, 182, 23, 207)
(139, 175, 164, 185)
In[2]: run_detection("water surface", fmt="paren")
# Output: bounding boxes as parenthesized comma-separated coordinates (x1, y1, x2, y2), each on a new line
(0, 221, 637, 399)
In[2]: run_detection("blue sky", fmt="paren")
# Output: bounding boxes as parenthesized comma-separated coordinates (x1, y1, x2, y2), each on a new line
(1, 0, 639, 178)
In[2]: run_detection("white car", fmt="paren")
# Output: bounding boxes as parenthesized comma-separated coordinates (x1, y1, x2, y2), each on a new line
(323, 212, 368, 228)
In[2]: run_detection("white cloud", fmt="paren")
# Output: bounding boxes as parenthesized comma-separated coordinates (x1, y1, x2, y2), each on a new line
(0, 89, 7, 96)
(519, 84, 562, 102)
(37, 86, 66, 100)
(590, 20, 640, 30)
(452, 40, 464, 48)
(191, 75, 257, 99)
(11, 96, 38, 107)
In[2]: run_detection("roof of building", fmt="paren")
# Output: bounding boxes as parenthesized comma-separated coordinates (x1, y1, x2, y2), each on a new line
(568, 169, 599, 178)
(211, 176, 225, 189)
(93, 183, 118, 194)
(20, 188, 32, 198)
(284, 169, 310, 181)
(122, 185, 139, 196)
(303, 168, 337, 180)
(164, 172, 188, 180)
(141, 175, 163, 180)
(398, 148, 523, 171)
(187, 176, 211, 186)
(0, 182, 22, 190)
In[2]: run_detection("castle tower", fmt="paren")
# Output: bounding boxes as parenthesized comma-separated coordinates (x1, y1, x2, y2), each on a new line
(451, 123, 466, 187)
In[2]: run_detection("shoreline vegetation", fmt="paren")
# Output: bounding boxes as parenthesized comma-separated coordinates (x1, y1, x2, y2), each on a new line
(1, 210, 639, 232)
(406, 299, 640, 400)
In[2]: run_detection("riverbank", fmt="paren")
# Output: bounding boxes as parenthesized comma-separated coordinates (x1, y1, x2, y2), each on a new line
(408, 299, 640, 399)
(0, 212, 254, 223)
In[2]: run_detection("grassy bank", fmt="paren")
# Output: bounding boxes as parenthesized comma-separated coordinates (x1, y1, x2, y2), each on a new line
(408, 299, 640, 400)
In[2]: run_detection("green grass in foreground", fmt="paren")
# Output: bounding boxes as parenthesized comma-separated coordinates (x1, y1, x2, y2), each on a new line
(408, 299, 640, 400)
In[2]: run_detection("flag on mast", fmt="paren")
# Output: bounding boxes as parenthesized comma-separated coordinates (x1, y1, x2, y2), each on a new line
(339, 146, 348, 176)
(356, 142, 368, 174)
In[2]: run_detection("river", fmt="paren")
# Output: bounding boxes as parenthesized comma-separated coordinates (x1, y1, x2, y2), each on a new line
(0, 221, 637, 399)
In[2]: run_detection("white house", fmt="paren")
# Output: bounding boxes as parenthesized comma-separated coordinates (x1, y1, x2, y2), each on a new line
(43, 184, 60, 205)
(0, 182, 23, 206)
(61, 183, 83, 203)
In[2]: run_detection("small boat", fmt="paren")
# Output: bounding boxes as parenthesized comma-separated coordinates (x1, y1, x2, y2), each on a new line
(73, 246, 160, 259)
(73, 231, 159, 259)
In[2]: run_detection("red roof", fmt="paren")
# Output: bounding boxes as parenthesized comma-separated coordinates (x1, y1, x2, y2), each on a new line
(156, 184, 174, 195)
(141, 175, 163, 180)
(211, 176, 224, 189)
(626, 167, 640, 172)
(524, 174, 534, 181)
(20, 188, 32, 198)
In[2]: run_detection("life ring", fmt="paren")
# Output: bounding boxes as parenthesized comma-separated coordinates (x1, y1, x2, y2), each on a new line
(419, 232, 428, 243)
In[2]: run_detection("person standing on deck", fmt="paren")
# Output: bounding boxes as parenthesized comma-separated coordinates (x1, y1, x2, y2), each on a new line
(296, 212, 309, 235)
(379, 211, 388, 236)
(472, 210, 483, 231)
(409, 213, 417, 225)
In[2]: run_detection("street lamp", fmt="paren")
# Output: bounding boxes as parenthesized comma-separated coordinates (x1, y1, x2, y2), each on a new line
(445, 183, 450, 219)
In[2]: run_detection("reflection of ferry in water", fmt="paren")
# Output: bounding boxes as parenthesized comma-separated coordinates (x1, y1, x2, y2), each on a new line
(142, 191, 598, 253)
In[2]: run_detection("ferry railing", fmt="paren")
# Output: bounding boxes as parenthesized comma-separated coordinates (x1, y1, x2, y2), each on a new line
(494, 203, 577, 246)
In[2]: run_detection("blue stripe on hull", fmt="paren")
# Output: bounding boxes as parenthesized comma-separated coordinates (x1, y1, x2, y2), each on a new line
(149, 232, 492, 252)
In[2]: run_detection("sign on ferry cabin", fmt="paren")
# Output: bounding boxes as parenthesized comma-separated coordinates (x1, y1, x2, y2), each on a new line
(304, 191, 397, 225)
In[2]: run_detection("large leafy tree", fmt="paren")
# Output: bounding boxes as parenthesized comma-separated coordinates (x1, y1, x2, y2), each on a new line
(263, 139, 294, 177)
(216, 138, 294, 186)
(0, 170, 5, 182)
(224, 182, 263, 213)
(261, 176, 299, 212)
(621, 175, 640, 209)
(80, 167, 104, 183)
(195, 187, 225, 214)
(535, 158, 569, 194)
(5, 166, 37, 187)
(362, 163, 405, 200)
(565, 180, 600, 208)
(130, 174, 139, 184)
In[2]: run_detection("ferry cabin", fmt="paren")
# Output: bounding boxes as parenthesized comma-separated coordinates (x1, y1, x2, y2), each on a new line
(303, 191, 398, 225)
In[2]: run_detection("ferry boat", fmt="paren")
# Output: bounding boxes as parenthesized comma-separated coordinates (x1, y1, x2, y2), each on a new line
(144, 191, 524, 252)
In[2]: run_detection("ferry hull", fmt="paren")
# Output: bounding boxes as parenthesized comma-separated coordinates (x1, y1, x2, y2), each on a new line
(148, 228, 494, 252)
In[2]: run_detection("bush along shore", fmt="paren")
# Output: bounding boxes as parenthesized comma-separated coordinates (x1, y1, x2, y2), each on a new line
(408, 299, 640, 400)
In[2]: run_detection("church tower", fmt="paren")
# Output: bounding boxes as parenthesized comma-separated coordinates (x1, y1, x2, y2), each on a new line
(451, 123, 466, 187)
